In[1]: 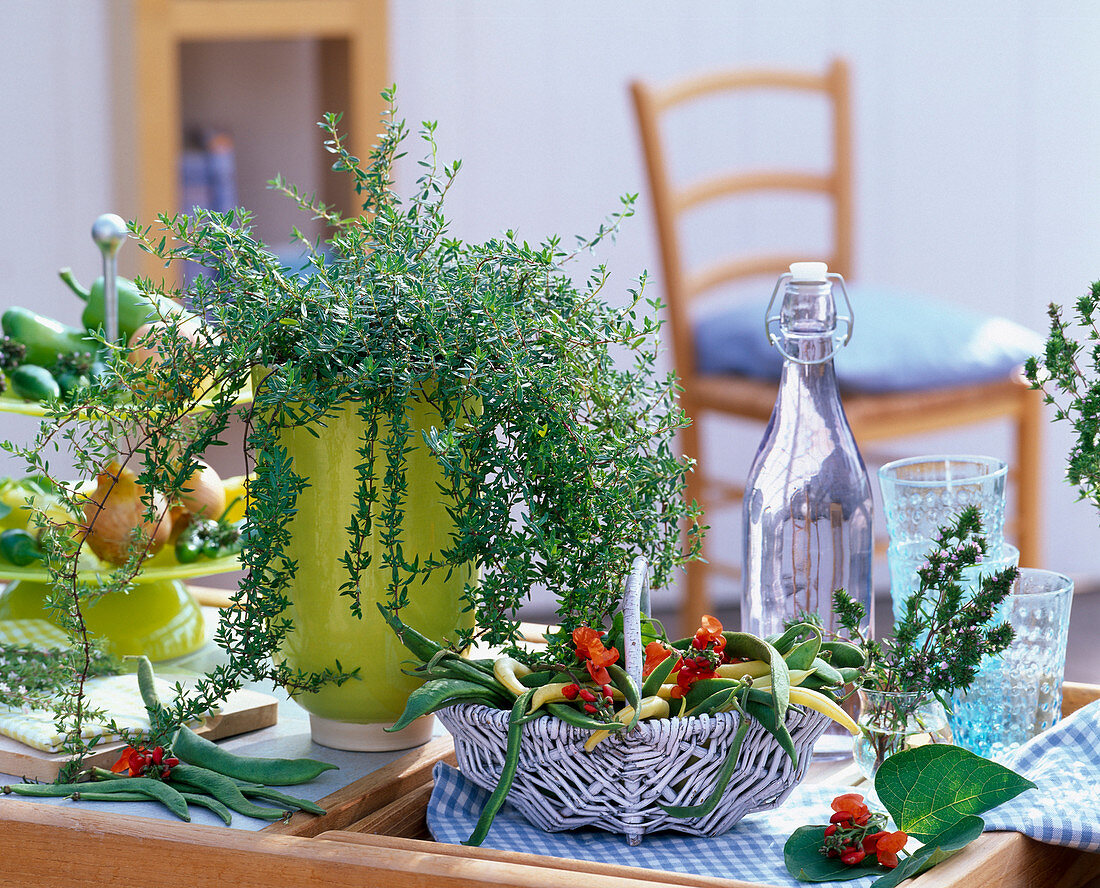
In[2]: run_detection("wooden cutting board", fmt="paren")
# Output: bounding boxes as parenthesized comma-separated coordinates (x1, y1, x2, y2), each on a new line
(0, 686, 277, 782)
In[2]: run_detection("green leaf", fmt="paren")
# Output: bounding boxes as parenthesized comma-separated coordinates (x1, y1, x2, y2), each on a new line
(783, 826, 888, 882)
(871, 815, 985, 887)
(875, 745, 1035, 841)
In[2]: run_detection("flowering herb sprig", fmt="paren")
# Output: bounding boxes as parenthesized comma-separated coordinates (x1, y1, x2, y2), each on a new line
(834, 506, 1016, 705)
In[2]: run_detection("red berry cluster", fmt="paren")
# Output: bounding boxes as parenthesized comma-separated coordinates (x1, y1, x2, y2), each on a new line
(110, 744, 180, 780)
(821, 794, 908, 869)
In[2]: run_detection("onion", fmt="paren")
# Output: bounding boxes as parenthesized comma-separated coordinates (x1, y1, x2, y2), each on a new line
(180, 461, 226, 520)
(82, 463, 172, 565)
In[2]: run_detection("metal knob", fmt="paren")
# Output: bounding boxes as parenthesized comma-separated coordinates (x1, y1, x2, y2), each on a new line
(92, 213, 127, 344)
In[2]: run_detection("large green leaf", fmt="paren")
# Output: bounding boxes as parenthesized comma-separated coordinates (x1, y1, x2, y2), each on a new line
(871, 815, 985, 888)
(875, 746, 1035, 841)
(784, 825, 890, 882)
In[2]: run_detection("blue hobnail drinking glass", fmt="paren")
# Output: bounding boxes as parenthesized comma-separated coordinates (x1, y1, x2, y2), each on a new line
(950, 568, 1074, 762)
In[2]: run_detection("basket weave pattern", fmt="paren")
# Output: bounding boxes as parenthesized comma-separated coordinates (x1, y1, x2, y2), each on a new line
(439, 701, 831, 840)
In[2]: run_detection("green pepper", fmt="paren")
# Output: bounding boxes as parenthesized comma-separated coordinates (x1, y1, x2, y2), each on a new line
(0, 529, 44, 566)
(59, 267, 185, 342)
(1, 307, 96, 367)
(174, 532, 204, 564)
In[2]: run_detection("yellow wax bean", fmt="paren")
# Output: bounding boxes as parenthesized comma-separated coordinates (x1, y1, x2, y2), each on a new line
(492, 656, 531, 696)
(529, 682, 572, 713)
(789, 686, 859, 734)
(715, 660, 770, 680)
(584, 695, 669, 752)
(752, 669, 814, 693)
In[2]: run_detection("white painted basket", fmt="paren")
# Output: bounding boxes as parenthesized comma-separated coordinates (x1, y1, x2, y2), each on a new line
(439, 557, 831, 843)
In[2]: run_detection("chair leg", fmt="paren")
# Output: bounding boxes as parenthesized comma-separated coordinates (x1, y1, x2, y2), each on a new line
(1015, 385, 1043, 568)
(681, 404, 708, 634)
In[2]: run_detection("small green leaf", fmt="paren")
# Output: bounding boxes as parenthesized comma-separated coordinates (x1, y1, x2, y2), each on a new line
(871, 815, 985, 887)
(876, 746, 1034, 841)
(784, 825, 887, 882)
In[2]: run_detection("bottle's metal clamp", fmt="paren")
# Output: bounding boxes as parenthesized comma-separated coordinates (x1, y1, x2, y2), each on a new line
(764, 272, 854, 366)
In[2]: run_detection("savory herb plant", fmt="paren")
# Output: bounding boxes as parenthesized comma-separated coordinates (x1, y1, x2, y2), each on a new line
(3, 91, 701, 776)
(1025, 281, 1100, 509)
(834, 506, 1016, 704)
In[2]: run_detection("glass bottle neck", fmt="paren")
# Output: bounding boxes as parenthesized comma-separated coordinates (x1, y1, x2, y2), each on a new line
(778, 280, 837, 364)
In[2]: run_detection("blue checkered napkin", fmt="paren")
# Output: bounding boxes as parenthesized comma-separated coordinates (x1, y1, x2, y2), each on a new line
(982, 699, 1100, 851)
(428, 763, 879, 887)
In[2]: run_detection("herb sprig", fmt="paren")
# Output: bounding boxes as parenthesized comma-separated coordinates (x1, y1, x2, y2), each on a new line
(835, 506, 1016, 705)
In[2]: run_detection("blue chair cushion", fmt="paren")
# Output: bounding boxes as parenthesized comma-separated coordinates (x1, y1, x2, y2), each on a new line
(692, 286, 1045, 394)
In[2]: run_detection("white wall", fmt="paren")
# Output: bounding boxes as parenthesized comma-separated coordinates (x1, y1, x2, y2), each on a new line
(2, 1, 1099, 603)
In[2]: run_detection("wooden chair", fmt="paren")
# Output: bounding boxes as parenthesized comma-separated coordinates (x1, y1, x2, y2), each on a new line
(630, 60, 1043, 630)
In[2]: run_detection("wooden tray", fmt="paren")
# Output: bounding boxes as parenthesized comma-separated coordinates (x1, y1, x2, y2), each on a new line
(2, 684, 1098, 888)
(0, 686, 277, 782)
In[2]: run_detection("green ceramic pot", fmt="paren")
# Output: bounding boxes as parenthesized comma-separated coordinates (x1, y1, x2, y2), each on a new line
(0, 577, 204, 661)
(275, 395, 475, 751)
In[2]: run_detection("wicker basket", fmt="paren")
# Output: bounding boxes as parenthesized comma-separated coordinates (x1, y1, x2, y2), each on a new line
(438, 699, 830, 843)
(439, 556, 832, 844)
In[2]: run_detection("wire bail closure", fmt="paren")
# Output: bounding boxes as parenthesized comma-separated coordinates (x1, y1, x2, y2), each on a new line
(764, 271, 854, 365)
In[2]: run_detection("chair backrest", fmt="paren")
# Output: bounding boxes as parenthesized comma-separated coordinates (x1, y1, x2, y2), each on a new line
(630, 59, 853, 378)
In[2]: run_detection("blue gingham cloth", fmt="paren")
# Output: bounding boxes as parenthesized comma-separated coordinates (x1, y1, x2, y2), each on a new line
(982, 697, 1100, 851)
(428, 700, 1100, 883)
(428, 763, 879, 887)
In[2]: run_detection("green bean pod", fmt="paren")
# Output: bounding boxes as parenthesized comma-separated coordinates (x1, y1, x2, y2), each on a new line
(135, 655, 164, 719)
(5, 777, 190, 821)
(783, 635, 822, 671)
(819, 640, 867, 669)
(169, 763, 289, 820)
(766, 622, 820, 655)
(171, 725, 338, 785)
(685, 684, 746, 718)
(376, 602, 445, 663)
(545, 702, 625, 732)
(641, 651, 679, 698)
(416, 656, 509, 695)
(660, 719, 750, 818)
(518, 670, 558, 689)
(68, 790, 150, 803)
(607, 664, 641, 731)
(464, 689, 534, 846)
(4, 782, 85, 797)
(388, 679, 510, 733)
(180, 791, 234, 825)
(808, 657, 844, 687)
(231, 780, 325, 816)
(744, 691, 797, 766)
(721, 632, 790, 725)
(69, 788, 219, 825)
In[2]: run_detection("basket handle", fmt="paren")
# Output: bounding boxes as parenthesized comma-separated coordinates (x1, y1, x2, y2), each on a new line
(622, 556, 650, 692)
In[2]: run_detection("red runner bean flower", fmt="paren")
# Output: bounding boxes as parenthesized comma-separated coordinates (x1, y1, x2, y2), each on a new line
(642, 640, 679, 678)
(110, 744, 179, 780)
(572, 626, 620, 686)
(819, 793, 907, 869)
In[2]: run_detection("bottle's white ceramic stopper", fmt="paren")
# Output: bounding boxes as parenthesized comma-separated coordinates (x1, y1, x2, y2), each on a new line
(788, 261, 828, 282)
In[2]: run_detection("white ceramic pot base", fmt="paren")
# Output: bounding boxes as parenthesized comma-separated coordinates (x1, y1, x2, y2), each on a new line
(309, 713, 435, 751)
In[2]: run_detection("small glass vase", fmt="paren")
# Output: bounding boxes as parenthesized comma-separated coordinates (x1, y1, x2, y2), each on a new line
(853, 689, 953, 780)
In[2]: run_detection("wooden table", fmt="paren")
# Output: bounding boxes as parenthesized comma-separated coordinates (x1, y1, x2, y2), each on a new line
(3, 685, 1098, 887)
